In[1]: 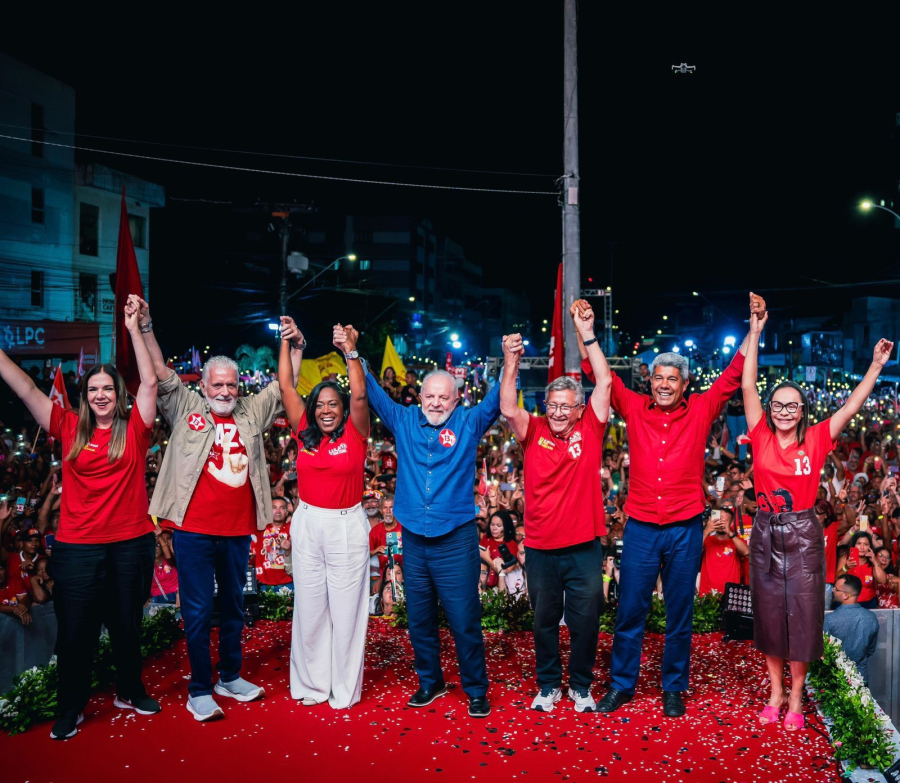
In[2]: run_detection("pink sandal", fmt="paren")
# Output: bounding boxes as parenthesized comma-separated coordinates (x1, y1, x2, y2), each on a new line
(783, 711, 805, 731)
(758, 704, 780, 725)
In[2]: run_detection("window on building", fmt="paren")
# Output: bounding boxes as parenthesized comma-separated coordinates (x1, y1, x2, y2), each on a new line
(79, 203, 99, 256)
(128, 214, 147, 249)
(31, 103, 44, 158)
(359, 259, 371, 271)
(31, 271, 44, 307)
(31, 188, 45, 224)
(79, 273, 98, 320)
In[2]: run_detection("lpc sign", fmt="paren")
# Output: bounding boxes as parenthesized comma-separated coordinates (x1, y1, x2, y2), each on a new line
(1, 321, 100, 357)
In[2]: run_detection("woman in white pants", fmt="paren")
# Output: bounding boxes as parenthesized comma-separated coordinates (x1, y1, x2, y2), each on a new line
(278, 320, 370, 709)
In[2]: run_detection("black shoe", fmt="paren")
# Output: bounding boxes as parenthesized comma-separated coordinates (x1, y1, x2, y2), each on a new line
(50, 713, 83, 740)
(407, 683, 448, 708)
(114, 695, 162, 715)
(468, 696, 491, 718)
(662, 691, 685, 718)
(596, 688, 633, 713)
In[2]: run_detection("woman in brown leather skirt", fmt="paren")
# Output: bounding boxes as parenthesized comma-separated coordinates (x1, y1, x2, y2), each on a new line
(742, 300, 892, 731)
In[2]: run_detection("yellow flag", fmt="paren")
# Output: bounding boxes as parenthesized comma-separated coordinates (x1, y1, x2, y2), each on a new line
(296, 351, 348, 396)
(518, 389, 525, 409)
(381, 336, 407, 380)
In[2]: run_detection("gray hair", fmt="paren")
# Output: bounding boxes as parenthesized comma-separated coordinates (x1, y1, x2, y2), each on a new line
(544, 376, 584, 405)
(201, 355, 240, 383)
(650, 352, 689, 381)
(422, 369, 456, 389)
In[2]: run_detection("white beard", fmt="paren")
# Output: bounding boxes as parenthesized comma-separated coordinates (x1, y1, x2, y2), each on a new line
(207, 395, 237, 416)
(424, 409, 452, 426)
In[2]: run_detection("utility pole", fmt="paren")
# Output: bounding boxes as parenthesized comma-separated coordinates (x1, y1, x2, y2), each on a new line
(562, 0, 581, 378)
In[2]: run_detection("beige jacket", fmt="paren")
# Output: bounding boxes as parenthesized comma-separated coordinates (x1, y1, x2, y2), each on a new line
(149, 370, 283, 530)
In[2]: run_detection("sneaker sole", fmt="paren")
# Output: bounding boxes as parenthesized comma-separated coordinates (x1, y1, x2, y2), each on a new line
(113, 698, 160, 716)
(214, 683, 265, 702)
(406, 688, 448, 708)
(186, 701, 225, 722)
(50, 713, 84, 740)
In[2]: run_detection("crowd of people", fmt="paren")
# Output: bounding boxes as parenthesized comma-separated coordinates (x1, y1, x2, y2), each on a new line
(1, 291, 898, 738)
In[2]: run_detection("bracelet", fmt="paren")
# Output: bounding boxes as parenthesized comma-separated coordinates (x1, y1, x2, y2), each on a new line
(582, 336, 598, 347)
(290, 339, 307, 350)
(139, 320, 153, 334)
(603, 574, 613, 583)
(728, 533, 737, 539)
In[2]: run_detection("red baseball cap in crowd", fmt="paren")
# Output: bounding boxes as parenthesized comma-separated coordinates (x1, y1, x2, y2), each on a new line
(18, 528, 41, 540)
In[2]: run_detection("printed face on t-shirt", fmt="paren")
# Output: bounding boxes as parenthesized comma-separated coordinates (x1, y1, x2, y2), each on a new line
(206, 420, 249, 488)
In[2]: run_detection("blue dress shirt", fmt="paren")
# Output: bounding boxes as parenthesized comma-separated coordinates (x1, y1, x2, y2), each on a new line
(365, 372, 500, 537)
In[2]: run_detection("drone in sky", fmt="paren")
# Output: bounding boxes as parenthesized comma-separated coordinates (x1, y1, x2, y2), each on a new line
(672, 63, 696, 74)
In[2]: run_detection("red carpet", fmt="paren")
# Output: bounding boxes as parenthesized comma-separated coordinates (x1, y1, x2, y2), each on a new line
(4, 621, 841, 783)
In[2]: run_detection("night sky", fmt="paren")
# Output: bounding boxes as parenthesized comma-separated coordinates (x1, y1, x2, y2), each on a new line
(4, 9, 899, 353)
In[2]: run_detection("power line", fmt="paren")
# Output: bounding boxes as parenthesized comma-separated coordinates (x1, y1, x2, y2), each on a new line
(0, 122, 559, 180)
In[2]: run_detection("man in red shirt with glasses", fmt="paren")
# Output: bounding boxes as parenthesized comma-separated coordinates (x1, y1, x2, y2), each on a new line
(576, 292, 766, 718)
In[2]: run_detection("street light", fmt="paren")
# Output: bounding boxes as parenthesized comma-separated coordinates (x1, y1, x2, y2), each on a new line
(287, 255, 358, 302)
(860, 200, 900, 223)
(450, 333, 459, 342)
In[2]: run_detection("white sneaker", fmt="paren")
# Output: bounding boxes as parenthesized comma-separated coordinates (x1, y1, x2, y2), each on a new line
(186, 694, 225, 722)
(214, 677, 265, 702)
(531, 686, 562, 712)
(568, 687, 597, 713)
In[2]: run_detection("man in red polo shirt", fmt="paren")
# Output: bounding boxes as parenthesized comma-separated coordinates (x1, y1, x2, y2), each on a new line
(579, 292, 766, 718)
(500, 302, 611, 713)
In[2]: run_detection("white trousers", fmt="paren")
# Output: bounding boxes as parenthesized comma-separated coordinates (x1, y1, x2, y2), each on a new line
(289, 500, 370, 709)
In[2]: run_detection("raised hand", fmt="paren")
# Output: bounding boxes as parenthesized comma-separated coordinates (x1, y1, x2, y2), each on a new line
(573, 302, 596, 338)
(132, 295, 150, 325)
(569, 299, 590, 322)
(502, 333, 525, 358)
(749, 310, 769, 335)
(280, 316, 302, 344)
(124, 296, 140, 332)
(873, 339, 894, 368)
(749, 291, 767, 318)
(333, 324, 358, 353)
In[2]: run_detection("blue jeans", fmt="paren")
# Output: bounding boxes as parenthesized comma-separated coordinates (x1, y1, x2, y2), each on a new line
(609, 517, 703, 694)
(173, 530, 251, 697)
(402, 521, 487, 698)
(726, 414, 748, 461)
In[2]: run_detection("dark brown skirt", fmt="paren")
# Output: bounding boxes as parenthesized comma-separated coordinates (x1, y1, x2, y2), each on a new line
(749, 507, 825, 662)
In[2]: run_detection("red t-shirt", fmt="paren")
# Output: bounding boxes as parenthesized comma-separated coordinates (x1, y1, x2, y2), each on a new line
(150, 561, 179, 598)
(295, 413, 367, 509)
(749, 418, 836, 514)
(177, 414, 257, 536)
(6, 553, 34, 594)
(522, 402, 607, 549)
(479, 535, 520, 562)
(850, 559, 877, 603)
(254, 523, 293, 585)
(369, 522, 404, 570)
(698, 534, 742, 595)
(49, 404, 153, 544)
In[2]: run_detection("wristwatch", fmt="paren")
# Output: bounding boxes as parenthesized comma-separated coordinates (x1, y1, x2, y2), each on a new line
(344, 350, 359, 360)
(291, 338, 307, 350)
(582, 336, 598, 347)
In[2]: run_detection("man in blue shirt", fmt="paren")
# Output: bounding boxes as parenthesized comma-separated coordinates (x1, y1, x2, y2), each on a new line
(366, 364, 500, 717)
(824, 574, 880, 684)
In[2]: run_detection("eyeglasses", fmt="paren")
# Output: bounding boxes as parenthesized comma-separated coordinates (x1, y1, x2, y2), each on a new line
(769, 401, 803, 414)
(545, 403, 581, 414)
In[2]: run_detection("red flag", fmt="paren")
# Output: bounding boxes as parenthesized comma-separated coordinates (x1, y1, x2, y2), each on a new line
(49, 364, 71, 411)
(114, 189, 144, 395)
(548, 263, 565, 383)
